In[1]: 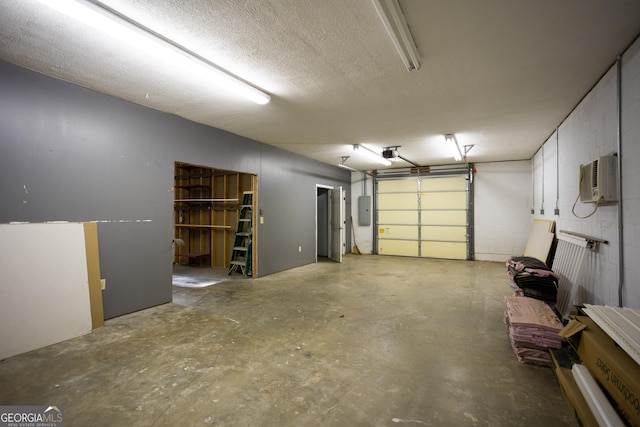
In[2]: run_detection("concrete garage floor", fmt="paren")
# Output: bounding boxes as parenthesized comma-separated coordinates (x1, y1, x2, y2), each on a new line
(0, 255, 573, 426)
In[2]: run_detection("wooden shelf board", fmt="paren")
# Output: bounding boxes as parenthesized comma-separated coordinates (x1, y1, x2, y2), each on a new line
(175, 253, 210, 258)
(175, 224, 231, 229)
(175, 198, 238, 202)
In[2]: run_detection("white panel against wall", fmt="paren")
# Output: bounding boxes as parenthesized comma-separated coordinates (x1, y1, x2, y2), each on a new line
(0, 223, 92, 360)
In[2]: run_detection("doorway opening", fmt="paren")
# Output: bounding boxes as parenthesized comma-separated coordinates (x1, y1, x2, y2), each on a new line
(316, 185, 344, 263)
(173, 162, 257, 288)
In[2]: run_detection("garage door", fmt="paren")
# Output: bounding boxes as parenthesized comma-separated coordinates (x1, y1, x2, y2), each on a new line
(377, 175, 469, 259)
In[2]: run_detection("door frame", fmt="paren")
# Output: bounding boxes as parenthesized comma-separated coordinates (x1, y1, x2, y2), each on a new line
(172, 161, 258, 276)
(316, 184, 345, 263)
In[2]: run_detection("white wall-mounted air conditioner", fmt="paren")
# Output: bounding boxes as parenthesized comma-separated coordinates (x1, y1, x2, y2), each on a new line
(579, 155, 618, 203)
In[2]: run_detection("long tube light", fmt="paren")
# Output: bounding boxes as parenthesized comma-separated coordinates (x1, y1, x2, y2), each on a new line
(445, 134, 462, 162)
(338, 156, 359, 172)
(338, 163, 359, 172)
(371, 0, 421, 71)
(37, 0, 271, 105)
(354, 144, 392, 166)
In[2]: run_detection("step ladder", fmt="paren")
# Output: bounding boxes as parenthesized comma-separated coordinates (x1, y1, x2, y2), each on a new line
(228, 192, 253, 277)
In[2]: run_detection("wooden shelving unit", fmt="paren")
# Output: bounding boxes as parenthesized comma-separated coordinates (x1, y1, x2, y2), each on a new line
(174, 162, 256, 272)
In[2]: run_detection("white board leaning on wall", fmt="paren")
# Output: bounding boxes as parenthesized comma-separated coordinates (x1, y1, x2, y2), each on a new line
(0, 222, 102, 360)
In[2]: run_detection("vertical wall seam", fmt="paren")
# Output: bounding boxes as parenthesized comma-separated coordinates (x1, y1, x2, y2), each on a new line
(616, 56, 624, 307)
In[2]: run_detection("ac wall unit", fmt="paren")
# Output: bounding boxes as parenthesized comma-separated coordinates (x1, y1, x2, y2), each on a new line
(579, 155, 618, 203)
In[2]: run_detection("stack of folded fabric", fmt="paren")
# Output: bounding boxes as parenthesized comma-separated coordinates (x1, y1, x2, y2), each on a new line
(504, 296, 564, 366)
(506, 256, 559, 303)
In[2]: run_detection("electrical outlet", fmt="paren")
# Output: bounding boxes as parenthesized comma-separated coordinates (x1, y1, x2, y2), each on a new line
(540, 209, 544, 214)
(298, 246, 302, 252)
(100, 279, 106, 290)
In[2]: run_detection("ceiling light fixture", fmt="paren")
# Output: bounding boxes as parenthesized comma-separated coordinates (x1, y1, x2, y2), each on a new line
(445, 134, 462, 162)
(338, 156, 359, 172)
(444, 134, 475, 162)
(36, 0, 271, 105)
(371, 0, 421, 71)
(353, 144, 392, 166)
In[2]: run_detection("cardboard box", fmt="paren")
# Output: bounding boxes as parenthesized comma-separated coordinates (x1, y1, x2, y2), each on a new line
(550, 348, 598, 427)
(559, 316, 640, 426)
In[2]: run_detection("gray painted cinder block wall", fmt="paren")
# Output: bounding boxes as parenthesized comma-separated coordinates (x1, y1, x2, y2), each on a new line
(0, 60, 351, 318)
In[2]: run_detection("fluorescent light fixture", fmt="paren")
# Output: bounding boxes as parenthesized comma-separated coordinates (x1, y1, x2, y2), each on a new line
(354, 144, 392, 166)
(338, 156, 359, 172)
(371, 0, 421, 71)
(445, 134, 462, 162)
(37, 0, 271, 105)
(338, 163, 359, 172)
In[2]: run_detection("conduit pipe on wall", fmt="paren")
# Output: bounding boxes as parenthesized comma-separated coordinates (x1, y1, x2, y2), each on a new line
(555, 129, 560, 215)
(616, 56, 624, 307)
(540, 145, 545, 215)
(531, 155, 536, 214)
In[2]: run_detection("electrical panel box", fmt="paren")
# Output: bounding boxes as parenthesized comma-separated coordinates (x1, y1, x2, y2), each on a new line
(358, 196, 371, 226)
(579, 155, 618, 203)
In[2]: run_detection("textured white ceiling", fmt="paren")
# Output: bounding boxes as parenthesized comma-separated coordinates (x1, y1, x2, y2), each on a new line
(1, 0, 639, 170)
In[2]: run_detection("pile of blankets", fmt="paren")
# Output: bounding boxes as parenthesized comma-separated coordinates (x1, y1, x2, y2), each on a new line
(504, 296, 564, 366)
(506, 256, 559, 303)
(504, 256, 565, 366)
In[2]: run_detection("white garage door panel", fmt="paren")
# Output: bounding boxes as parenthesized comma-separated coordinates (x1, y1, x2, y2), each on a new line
(421, 225, 467, 241)
(379, 225, 418, 239)
(422, 177, 466, 191)
(378, 210, 418, 224)
(378, 193, 417, 209)
(421, 192, 466, 209)
(421, 210, 467, 225)
(379, 180, 417, 192)
(379, 240, 419, 256)
(421, 241, 467, 259)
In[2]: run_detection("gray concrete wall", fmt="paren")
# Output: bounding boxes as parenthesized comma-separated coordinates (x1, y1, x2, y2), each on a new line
(0, 60, 351, 318)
